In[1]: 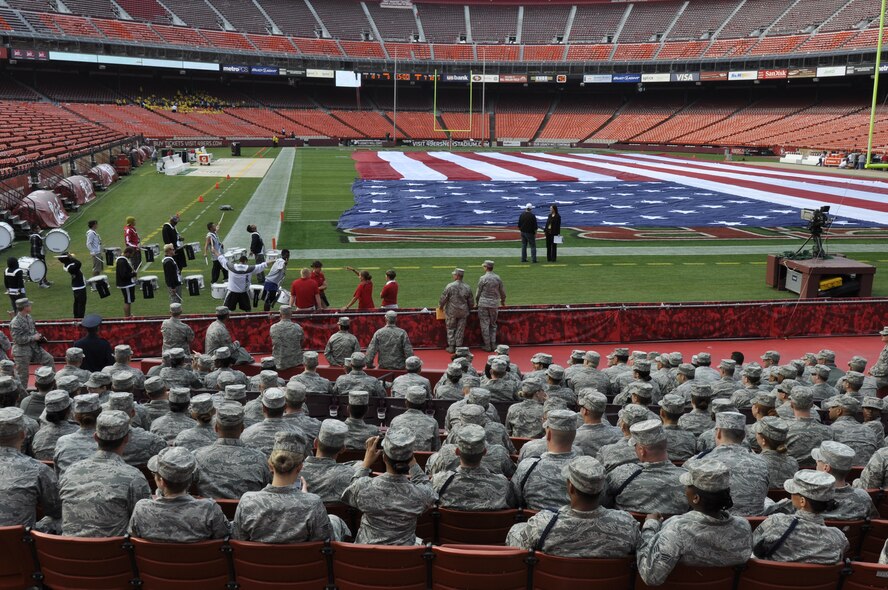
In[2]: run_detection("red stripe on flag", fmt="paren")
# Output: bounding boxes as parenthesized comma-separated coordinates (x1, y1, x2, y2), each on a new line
(455, 152, 577, 181)
(352, 151, 403, 180)
(403, 152, 490, 181)
(573, 155, 888, 214)
(502, 152, 654, 182)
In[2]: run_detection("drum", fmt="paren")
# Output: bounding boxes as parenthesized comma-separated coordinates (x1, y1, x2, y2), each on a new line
(277, 290, 290, 305)
(18, 257, 46, 283)
(0, 222, 14, 250)
(185, 242, 201, 261)
(138, 275, 158, 299)
(104, 247, 121, 266)
(223, 248, 246, 262)
(87, 274, 111, 298)
(184, 275, 204, 296)
(265, 249, 281, 263)
(45, 228, 71, 253)
(211, 283, 227, 300)
(142, 244, 159, 263)
(249, 284, 264, 307)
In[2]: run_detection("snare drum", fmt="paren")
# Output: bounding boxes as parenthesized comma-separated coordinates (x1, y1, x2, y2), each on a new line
(142, 244, 159, 263)
(224, 248, 246, 261)
(265, 249, 281, 263)
(184, 275, 204, 296)
(277, 290, 291, 305)
(138, 275, 158, 299)
(104, 247, 121, 266)
(18, 257, 46, 283)
(45, 228, 70, 253)
(249, 284, 264, 307)
(87, 274, 111, 298)
(185, 242, 201, 261)
(211, 283, 227, 300)
(0, 223, 14, 250)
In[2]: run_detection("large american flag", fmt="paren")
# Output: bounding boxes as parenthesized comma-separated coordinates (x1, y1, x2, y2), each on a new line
(339, 152, 888, 229)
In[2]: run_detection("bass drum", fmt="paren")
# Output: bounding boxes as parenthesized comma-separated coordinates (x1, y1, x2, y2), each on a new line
(45, 228, 71, 253)
(18, 257, 46, 283)
(0, 223, 13, 250)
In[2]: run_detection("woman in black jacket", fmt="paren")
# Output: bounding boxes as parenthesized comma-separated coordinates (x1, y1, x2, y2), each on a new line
(544, 204, 561, 262)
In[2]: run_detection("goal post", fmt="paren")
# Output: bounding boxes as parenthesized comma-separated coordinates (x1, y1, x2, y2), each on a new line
(865, 0, 888, 168)
(433, 69, 473, 132)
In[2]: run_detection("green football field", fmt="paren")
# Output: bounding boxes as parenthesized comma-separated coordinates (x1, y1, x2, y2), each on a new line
(9, 147, 888, 321)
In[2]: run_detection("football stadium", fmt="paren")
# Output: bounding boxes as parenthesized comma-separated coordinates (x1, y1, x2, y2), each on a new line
(1, 0, 888, 587)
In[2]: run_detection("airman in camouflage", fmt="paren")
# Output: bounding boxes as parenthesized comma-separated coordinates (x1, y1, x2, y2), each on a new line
(596, 404, 655, 473)
(431, 424, 516, 510)
(282, 381, 321, 445)
(388, 387, 440, 451)
(567, 351, 611, 395)
(59, 410, 151, 537)
(805, 441, 878, 521)
(270, 306, 304, 371)
(172, 393, 217, 452)
(434, 363, 465, 400)
(53, 393, 102, 475)
(391, 356, 431, 397)
(861, 397, 885, 440)
(439, 268, 473, 353)
(161, 303, 194, 354)
(343, 391, 381, 450)
(334, 353, 386, 397)
(55, 347, 91, 386)
(365, 310, 413, 370)
(107, 392, 166, 464)
(512, 410, 579, 510)
(193, 402, 271, 499)
(657, 395, 698, 461)
(506, 379, 547, 439)
(150, 388, 197, 444)
(753, 416, 799, 488)
(301, 420, 360, 503)
(141, 376, 169, 428)
(204, 347, 250, 390)
(507, 456, 640, 558)
(426, 438, 516, 479)
(571, 389, 619, 456)
(543, 365, 576, 406)
(101, 344, 145, 389)
(482, 357, 519, 402)
(444, 387, 501, 431)
(159, 347, 202, 390)
(825, 395, 880, 465)
(19, 365, 54, 419)
(475, 260, 506, 352)
(696, 399, 743, 453)
(242, 389, 305, 456)
(32, 391, 78, 460)
(0, 407, 61, 529)
(289, 351, 334, 394)
(9, 298, 54, 391)
(447, 403, 514, 454)
(324, 317, 361, 366)
(677, 382, 716, 436)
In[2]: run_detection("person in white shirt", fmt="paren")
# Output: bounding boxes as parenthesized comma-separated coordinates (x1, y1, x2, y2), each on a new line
(86, 220, 102, 276)
(261, 249, 289, 312)
(213, 247, 267, 312)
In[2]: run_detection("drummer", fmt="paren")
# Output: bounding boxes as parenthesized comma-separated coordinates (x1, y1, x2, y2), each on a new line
(86, 220, 103, 277)
(115, 247, 137, 318)
(205, 221, 227, 284)
(4, 257, 25, 315)
(212, 245, 267, 313)
(162, 215, 187, 271)
(59, 253, 86, 319)
(162, 244, 183, 304)
(124, 217, 141, 270)
(262, 249, 289, 312)
(28, 230, 51, 288)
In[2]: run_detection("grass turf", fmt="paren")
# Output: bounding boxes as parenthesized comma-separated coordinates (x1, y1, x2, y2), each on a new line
(9, 147, 887, 320)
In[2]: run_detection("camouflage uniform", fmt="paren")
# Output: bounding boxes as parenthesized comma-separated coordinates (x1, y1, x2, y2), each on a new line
(343, 417, 380, 450)
(439, 278, 473, 351)
(637, 511, 753, 586)
(512, 451, 578, 510)
(142, 400, 170, 428)
(430, 463, 516, 510)
(204, 367, 249, 390)
(173, 423, 217, 453)
(283, 412, 322, 446)
(9, 311, 54, 390)
(426, 443, 516, 479)
(32, 420, 77, 461)
(752, 511, 848, 564)
(365, 325, 413, 370)
(786, 417, 833, 468)
(324, 332, 361, 366)
(389, 408, 441, 451)
(575, 423, 622, 457)
(150, 413, 197, 445)
(434, 380, 463, 401)
(685, 446, 769, 516)
(193, 439, 271, 499)
(270, 319, 304, 370)
(333, 371, 386, 397)
(864, 419, 885, 441)
(506, 400, 545, 439)
(711, 378, 739, 399)
(447, 420, 515, 454)
(55, 365, 91, 386)
(159, 366, 202, 389)
(161, 315, 194, 353)
(301, 457, 360, 503)
(101, 363, 145, 389)
(444, 399, 501, 430)
(19, 392, 47, 420)
(59, 450, 150, 536)
(597, 439, 639, 473)
(508, 505, 640, 557)
(341, 464, 437, 545)
(128, 495, 230, 543)
(829, 416, 880, 465)
(856, 448, 888, 489)
(822, 486, 879, 520)
(53, 427, 97, 475)
(204, 320, 234, 356)
(663, 425, 698, 461)
(123, 427, 167, 465)
(811, 382, 837, 401)
(606, 461, 689, 515)
(290, 370, 333, 394)
(242, 418, 304, 457)
(391, 373, 431, 398)
(761, 450, 800, 488)
(0, 445, 61, 528)
(677, 409, 714, 437)
(566, 367, 610, 395)
(475, 270, 506, 351)
(232, 484, 332, 543)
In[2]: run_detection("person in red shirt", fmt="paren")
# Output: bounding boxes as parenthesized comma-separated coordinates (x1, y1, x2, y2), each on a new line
(289, 268, 322, 310)
(380, 269, 398, 309)
(310, 260, 329, 309)
(342, 266, 374, 310)
(124, 216, 141, 270)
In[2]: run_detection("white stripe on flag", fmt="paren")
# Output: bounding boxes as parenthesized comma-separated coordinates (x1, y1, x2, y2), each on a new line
(562, 153, 888, 225)
(427, 152, 536, 181)
(377, 152, 448, 181)
(479, 152, 619, 181)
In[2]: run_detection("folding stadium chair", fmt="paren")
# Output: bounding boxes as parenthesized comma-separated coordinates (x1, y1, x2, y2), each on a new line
(414, 451, 433, 470)
(635, 564, 741, 590)
(843, 561, 888, 590)
(416, 510, 435, 544)
(875, 490, 888, 519)
(432, 545, 528, 590)
(825, 520, 866, 560)
(533, 554, 634, 590)
(858, 519, 888, 563)
(736, 558, 845, 590)
(30, 531, 135, 590)
(215, 499, 239, 520)
(0, 526, 35, 590)
(229, 540, 328, 590)
(746, 516, 767, 531)
(331, 541, 428, 590)
(130, 537, 231, 590)
(435, 508, 521, 545)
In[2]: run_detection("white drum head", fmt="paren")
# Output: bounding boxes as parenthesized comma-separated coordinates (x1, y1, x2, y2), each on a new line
(277, 290, 290, 305)
(0, 223, 13, 250)
(19, 257, 46, 283)
(45, 228, 71, 253)
(211, 283, 227, 300)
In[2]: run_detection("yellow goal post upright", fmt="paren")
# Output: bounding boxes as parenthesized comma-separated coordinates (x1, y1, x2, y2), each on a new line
(865, 0, 888, 168)
(433, 69, 473, 134)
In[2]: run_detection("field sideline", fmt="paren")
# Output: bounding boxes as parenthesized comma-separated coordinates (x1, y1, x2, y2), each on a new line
(6, 147, 887, 321)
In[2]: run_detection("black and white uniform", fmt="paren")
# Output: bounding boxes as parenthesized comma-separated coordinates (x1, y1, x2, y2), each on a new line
(207, 231, 227, 283)
(64, 258, 86, 319)
(218, 254, 267, 312)
(115, 256, 136, 304)
(162, 255, 182, 304)
(4, 265, 25, 311)
(162, 222, 187, 270)
(249, 230, 265, 283)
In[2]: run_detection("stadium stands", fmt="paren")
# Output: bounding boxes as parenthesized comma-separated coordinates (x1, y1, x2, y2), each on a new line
(536, 95, 625, 143)
(718, 0, 796, 38)
(468, 4, 519, 43)
(665, 0, 739, 40)
(569, 2, 626, 43)
(339, 40, 386, 59)
(617, 1, 681, 43)
(161, 0, 221, 31)
(251, 0, 319, 38)
(521, 5, 570, 44)
(432, 43, 474, 61)
(588, 94, 686, 143)
(769, 0, 849, 35)
(387, 111, 449, 140)
(366, 1, 420, 42)
(494, 96, 550, 141)
(115, 0, 168, 23)
(414, 3, 466, 43)
(385, 42, 432, 60)
(631, 98, 749, 144)
(821, 0, 882, 32)
(311, 0, 372, 41)
(210, 0, 271, 34)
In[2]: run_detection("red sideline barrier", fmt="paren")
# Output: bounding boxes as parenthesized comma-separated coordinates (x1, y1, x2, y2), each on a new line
(33, 297, 888, 359)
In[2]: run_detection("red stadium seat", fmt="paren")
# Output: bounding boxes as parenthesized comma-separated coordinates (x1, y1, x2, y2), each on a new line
(0, 526, 35, 590)
(435, 508, 521, 545)
(825, 520, 866, 559)
(859, 519, 888, 563)
(842, 561, 888, 590)
(432, 544, 528, 590)
(534, 554, 633, 590)
(30, 531, 134, 590)
(875, 491, 888, 519)
(229, 540, 328, 590)
(130, 537, 230, 590)
(736, 558, 844, 590)
(635, 564, 740, 590)
(331, 541, 428, 590)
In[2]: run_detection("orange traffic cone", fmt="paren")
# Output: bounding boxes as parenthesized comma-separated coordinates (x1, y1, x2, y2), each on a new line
(226, 174, 231, 180)
(215, 182, 220, 189)
(198, 195, 203, 202)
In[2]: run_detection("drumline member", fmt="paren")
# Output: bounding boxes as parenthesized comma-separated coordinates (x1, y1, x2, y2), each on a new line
(162, 244, 183, 305)
(86, 220, 103, 276)
(124, 217, 141, 270)
(162, 215, 187, 270)
(59, 253, 87, 319)
(262, 249, 290, 312)
(4, 257, 25, 315)
(212, 244, 267, 313)
(247, 224, 265, 283)
(29, 230, 51, 288)
(115, 247, 137, 318)
(205, 221, 227, 284)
